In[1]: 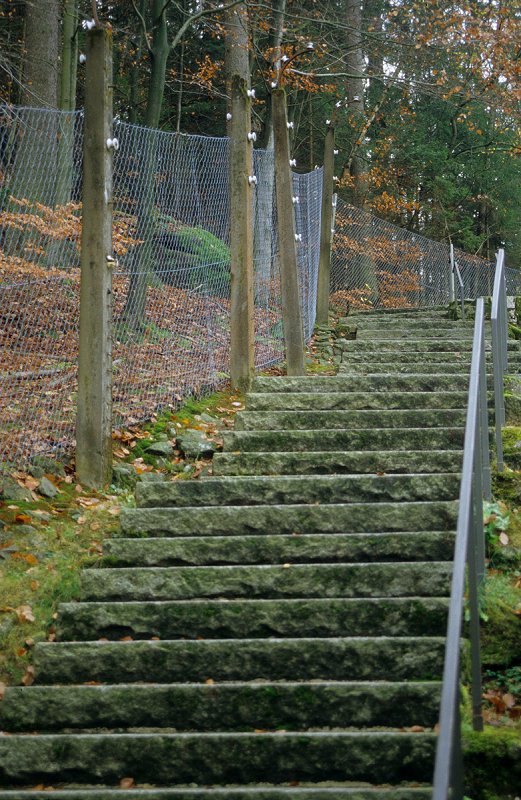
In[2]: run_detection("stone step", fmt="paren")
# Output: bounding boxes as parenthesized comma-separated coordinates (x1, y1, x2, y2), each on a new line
(0, 731, 436, 788)
(338, 361, 485, 375)
(0, 681, 442, 733)
(234, 410, 468, 430)
(212, 450, 462, 476)
(0, 786, 434, 800)
(80, 562, 452, 602)
(51, 599, 449, 643)
(103, 531, 455, 567)
(135, 474, 460, 509)
(120, 501, 458, 537)
(251, 376, 470, 393)
(223, 428, 465, 453)
(35, 636, 448, 684)
(341, 340, 481, 352)
(245, 392, 469, 411)
(353, 326, 487, 338)
(341, 351, 520, 365)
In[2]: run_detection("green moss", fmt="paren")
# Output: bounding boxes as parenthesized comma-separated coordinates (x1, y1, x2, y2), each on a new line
(463, 726, 521, 799)
(480, 573, 521, 667)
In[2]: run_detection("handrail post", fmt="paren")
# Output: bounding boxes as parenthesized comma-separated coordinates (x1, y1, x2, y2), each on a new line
(492, 249, 507, 471)
(449, 243, 455, 304)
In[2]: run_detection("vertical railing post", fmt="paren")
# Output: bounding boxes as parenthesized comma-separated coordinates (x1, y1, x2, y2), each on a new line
(76, 26, 114, 488)
(449, 243, 456, 304)
(229, 75, 255, 391)
(272, 88, 305, 375)
(316, 122, 335, 325)
(492, 249, 506, 471)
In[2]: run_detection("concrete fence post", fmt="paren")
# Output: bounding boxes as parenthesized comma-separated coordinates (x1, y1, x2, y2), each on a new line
(229, 75, 255, 391)
(316, 122, 335, 324)
(272, 88, 305, 375)
(76, 27, 114, 488)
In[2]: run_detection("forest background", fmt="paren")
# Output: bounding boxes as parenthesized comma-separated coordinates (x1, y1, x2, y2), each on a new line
(0, 0, 519, 267)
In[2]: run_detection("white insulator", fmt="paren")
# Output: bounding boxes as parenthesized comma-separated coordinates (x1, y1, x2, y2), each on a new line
(83, 18, 96, 30)
(331, 228, 336, 235)
(333, 149, 339, 155)
(292, 196, 300, 204)
(307, 42, 314, 50)
(79, 53, 87, 64)
(333, 175, 339, 182)
(106, 137, 119, 151)
(247, 132, 257, 142)
(286, 121, 294, 130)
(247, 88, 256, 98)
(271, 81, 278, 88)
(326, 119, 331, 125)
(281, 55, 289, 63)
(294, 234, 302, 242)
(353, 95, 360, 101)
(226, 112, 232, 121)
(248, 175, 258, 186)
(335, 101, 342, 108)
(289, 158, 297, 167)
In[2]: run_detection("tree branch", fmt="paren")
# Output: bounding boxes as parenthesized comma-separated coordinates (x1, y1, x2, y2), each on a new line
(169, 0, 246, 53)
(130, 0, 152, 54)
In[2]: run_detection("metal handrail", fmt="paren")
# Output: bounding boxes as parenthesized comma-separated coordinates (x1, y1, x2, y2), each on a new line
(432, 297, 490, 800)
(491, 248, 508, 471)
(449, 243, 465, 321)
(453, 262, 465, 322)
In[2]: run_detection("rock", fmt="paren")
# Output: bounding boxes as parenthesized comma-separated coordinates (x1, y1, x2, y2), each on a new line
(13, 524, 38, 537)
(0, 477, 33, 502)
(199, 413, 216, 424)
(112, 465, 138, 489)
(31, 456, 66, 478)
(37, 476, 59, 499)
(145, 441, 175, 457)
(28, 465, 45, 479)
(27, 510, 51, 522)
(138, 472, 166, 483)
(176, 430, 217, 459)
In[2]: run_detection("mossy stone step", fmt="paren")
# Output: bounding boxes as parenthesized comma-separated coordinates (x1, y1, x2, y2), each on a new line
(120, 501, 458, 537)
(223, 428, 465, 453)
(245, 392, 469, 411)
(0, 731, 437, 787)
(251, 376, 470, 392)
(0, 681, 442, 733)
(234, 410, 467, 430)
(341, 353, 475, 365)
(80, 562, 452, 602)
(52, 600, 449, 644)
(0, 787, 434, 800)
(103, 531, 455, 567)
(212, 450, 462, 476)
(35, 636, 448, 685)
(135, 474, 460, 509)
(340, 340, 479, 352)
(338, 362, 483, 375)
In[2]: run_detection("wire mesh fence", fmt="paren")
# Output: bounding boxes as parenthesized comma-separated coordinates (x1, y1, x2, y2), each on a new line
(0, 104, 322, 466)
(331, 199, 520, 313)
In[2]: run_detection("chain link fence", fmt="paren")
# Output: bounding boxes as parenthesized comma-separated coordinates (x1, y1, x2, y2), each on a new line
(331, 199, 520, 313)
(0, 104, 322, 466)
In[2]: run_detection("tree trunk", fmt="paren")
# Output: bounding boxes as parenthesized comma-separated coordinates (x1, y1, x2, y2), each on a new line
(22, 0, 61, 108)
(252, 0, 286, 305)
(122, 0, 168, 327)
(344, 0, 377, 296)
(55, 0, 79, 206)
(225, 3, 251, 130)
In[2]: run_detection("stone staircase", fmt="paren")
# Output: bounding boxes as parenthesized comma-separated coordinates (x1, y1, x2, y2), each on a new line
(0, 308, 518, 798)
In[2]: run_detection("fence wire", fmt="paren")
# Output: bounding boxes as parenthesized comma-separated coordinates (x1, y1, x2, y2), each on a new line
(0, 104, 322, 466)
(331, 199, 520, 313)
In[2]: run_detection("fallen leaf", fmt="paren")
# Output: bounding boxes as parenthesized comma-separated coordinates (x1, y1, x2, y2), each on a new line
(90, 522, 101, 531)
(120, 778, 135, 789)
(503, 692, 516, 709)
(30, 580, 39, 591)
(21, 666, 35, 686)
(499, 532, 509, 546)
(11, 553, 38, 565)
(14, 514, 32, 525)
(15, 604, 35, 623)
(77, 516, 87, 525)
(204, 678, 215, 685)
